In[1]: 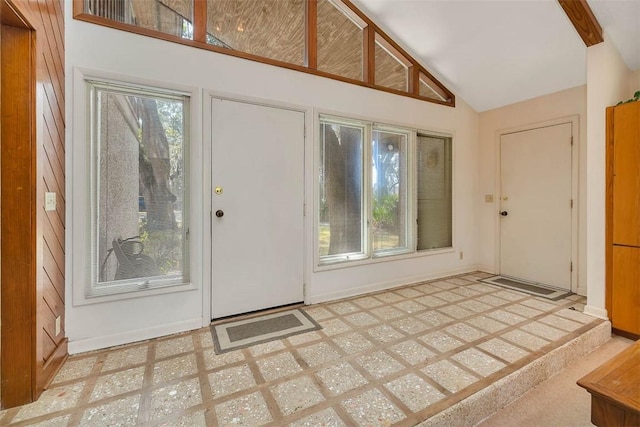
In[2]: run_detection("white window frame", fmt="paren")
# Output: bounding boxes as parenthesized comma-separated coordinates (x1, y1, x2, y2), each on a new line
(71, 74, 197, 304)
(317, 114, 453, 268)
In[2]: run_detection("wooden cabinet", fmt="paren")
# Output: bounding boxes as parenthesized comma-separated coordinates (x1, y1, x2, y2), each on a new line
(606, 102, 640, 338)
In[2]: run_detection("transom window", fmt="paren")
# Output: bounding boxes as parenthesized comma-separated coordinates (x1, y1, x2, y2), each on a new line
(87, 80, 190, 296)
(319, 115, 453, 265)
(76, 0, 454, 106)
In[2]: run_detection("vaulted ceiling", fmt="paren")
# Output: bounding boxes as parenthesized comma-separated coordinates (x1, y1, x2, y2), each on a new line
(352, 0, 640, 112)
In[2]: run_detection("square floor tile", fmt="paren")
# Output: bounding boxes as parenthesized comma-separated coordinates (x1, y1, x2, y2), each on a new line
(422, 360, 478, 393)
(434, 291, 466, 303)
(209, 364, 256, 398)
(287, 331, 322, 346)
(305, 307, 335, 321)
(53, 356, 96, 384)
(538, 314, 583, 332)
(478, 338, 530, 363)
(170, 411, 207, 426)
(476, 295, 510, 307)
(452, 348, 506, 377)
(505, 304, 543, 319)
(385, 374, 445, 412)
(374, 292, 405, 303)
(249, 340, 286, 357)
(392, 317, 430, 335)
(352, 296, 384, 309)
(554, 308, 594, 325)
(396, 288, 424, 298)
(446, 277, 473, 286)
(14, 382, 85, 422)
(328, 301, 360, 315)
(298, 342, 342, 367)
(156, 335, 194, 359)
(318, 319, 352, 336)
(80, 394, 140, 426)
(431, 281, 457, 290)
(215, 391, 273, 426)
(520, 299, 558, 312)
(367, 325, 405, 344)
(91, 366, 145, 402)
(370, 306, 406, 320)
(393, 300, 426, 313)
(457, 300, 493, 313)
(153, 354, 197, 384)
(256, 352, 302, 382)
(501, 329, 550, 351)
(389, 340, 437, 365)
(344, 312, 380, 327)
(271, 376, 325, 416)
(487, 310, 526, 326)
(414, 283, 441, 294)
(332, 333, 374, 355)
(438, 305, 475, 319)
(203, 348, 245, 370)
(419, 331, 464, 353)
(316, 362, 368, 396)
(342, 388, 406, 426)
(102, 346, 148, 372)
(451, 287, 482, 298)
(465, 316, 509, 333)
(415, 310, 454, 327)
(356, 351, 405, 379)
(521, 321, 567, 341)
(150, 378, 202, 420)
(493, 290, 527, 301)
(289, 408, 346, 427)
(445, 323, 487, 342)
(199, 331, 214, 349)
(415, 295, 448, 308)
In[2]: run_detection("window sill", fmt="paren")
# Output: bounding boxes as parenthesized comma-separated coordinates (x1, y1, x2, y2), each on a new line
(314, 246, 455, 273)
(72, 280, 198, 307)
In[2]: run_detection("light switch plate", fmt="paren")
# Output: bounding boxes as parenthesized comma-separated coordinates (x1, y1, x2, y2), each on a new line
(55, 316, 61, 336)
(45, 192, 56, 211)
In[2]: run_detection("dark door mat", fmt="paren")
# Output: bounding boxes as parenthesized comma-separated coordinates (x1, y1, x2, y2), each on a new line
(211, 308, 321, 354)
(481, 276, 573, 300)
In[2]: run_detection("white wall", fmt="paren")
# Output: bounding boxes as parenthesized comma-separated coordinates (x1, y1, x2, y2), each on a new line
(629, 69, 640, 95)
(584, 33, 631, 319)
(477, 86, 587, 294)
(65, 15, 480, 352)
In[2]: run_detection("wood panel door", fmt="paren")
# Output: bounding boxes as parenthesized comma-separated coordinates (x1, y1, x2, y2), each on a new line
(612, 102, 640, 247)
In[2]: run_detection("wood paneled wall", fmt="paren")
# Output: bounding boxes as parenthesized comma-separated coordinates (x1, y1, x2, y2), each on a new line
(1, 0, 66, 408)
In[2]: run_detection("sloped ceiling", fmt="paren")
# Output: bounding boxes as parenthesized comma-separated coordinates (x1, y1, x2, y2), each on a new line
(352, 0, 640, 112)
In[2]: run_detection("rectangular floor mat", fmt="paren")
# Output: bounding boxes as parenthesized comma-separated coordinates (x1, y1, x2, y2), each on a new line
(481, 276, 573, 300)
(211, 308, 321, 354)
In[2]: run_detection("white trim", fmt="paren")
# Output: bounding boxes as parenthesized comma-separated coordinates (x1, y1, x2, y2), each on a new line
(307, 265, 478, 304)
(583, 305, 609, 320)
(68, 317, 203, 354)
(494, 115, 580, 293)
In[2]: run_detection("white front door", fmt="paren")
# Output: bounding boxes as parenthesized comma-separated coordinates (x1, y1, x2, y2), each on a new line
(500, 123, 573, 290)
(210, 98, 305, 318)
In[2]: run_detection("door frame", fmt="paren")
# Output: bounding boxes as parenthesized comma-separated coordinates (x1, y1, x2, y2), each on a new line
(494, 116, 580, 293)
(201, 91, 312, 323)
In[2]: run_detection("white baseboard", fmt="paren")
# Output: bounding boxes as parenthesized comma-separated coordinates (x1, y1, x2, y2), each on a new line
(476, 265, 495, 274)
(307, 265, 479, 305)
(68, 317, 204, 354)
(583, 305, 609, 320)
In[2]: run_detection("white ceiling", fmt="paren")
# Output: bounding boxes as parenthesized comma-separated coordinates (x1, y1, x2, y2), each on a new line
(352, 0, 640, 112)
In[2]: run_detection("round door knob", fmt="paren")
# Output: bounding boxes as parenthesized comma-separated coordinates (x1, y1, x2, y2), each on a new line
(500, 211, 508, 216)
(215, 210, 224, 218)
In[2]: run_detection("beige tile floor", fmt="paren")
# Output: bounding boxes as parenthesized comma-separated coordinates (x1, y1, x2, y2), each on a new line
(0, 272, 602, 426)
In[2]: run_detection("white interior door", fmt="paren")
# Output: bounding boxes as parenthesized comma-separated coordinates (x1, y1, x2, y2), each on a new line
(210, 98, 305, 318)
(500, 123, 572, 290)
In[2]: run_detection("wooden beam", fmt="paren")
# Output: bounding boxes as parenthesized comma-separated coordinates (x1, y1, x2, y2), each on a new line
(558, 0, 603, 46)
(193, 0, 207, 43)
(305, 0, 317, 69)
(363, 26, 375, 84)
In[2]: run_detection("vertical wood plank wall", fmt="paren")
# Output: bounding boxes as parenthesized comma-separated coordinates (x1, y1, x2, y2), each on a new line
(1, 0, 67, 407)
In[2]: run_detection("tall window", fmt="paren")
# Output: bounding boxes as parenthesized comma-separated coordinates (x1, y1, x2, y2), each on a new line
(88, 80, 189, 296)
(318, 116, 452, 265)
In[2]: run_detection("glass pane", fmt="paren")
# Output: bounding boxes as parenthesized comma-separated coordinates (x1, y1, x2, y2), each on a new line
(417, 134, 452, 250)
(319, 120, 364, 258)
(94, 87, 187, 291)
(375, 38, 408, 92)
(317, 0, 363, 81)
(86, 0, 194, 39)
(419, 73, 448, 102)
(206, 0, 305, 65)
(372, 130, 408, 252)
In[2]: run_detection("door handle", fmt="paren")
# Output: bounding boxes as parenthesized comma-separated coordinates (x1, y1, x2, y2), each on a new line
(215, 210, 224, 218)
(500, 211, 508, 216)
